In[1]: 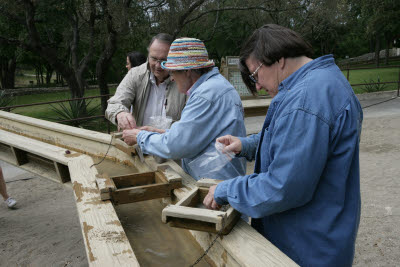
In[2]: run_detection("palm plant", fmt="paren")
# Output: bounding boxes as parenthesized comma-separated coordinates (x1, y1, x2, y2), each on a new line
(362, 76, 387, 93)
(0, 90, 14, 111)
(49, 99, 100, 128)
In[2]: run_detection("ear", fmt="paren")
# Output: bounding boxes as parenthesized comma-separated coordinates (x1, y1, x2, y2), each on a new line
(278, 57, 285, 69)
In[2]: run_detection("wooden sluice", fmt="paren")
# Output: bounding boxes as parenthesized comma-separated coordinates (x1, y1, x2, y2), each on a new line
(0, 110, 297, 267)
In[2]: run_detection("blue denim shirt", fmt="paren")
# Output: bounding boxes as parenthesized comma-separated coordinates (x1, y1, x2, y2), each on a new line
(214, 55, 363, 266)
(137, 67, 246, 180)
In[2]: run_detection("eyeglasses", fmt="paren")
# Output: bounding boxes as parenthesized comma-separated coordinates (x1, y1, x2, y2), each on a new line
(149, 56, 167, 64)
(249, 63, 263, 84)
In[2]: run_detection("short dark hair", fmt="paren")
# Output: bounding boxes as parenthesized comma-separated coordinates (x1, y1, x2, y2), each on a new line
(148, 33, 174, 49)
(239, 24, 313, 94)
(127, 51, 147, 68)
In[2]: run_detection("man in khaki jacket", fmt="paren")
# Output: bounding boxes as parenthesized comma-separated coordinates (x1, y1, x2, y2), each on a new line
(106, 33, 187, 129)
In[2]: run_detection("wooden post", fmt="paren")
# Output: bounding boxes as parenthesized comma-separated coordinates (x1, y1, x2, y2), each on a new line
(397, 66, 400, 97)
(10, 146, 28, 166)
(347, 68, 350, 81)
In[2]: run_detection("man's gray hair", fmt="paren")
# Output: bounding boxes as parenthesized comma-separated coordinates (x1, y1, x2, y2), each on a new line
(148, 33, 174, 49)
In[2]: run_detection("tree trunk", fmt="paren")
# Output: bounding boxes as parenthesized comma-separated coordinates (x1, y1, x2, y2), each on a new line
(385, 37, 390, 65)
(96, 0, 118, 115)
(374, 35, 380, 67)
(45, 64, 53, 84)
(0, 57, 16, 89)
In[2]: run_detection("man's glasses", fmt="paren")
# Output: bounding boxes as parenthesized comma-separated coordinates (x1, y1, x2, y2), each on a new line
(149, 56, 167, 64)
(249, 63, 263, 84)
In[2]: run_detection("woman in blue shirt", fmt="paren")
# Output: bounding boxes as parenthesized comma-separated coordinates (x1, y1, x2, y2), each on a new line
(204, 24, 363, 266)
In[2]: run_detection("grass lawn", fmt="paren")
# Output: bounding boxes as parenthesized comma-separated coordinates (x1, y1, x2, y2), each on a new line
(343, 67, 399, 94)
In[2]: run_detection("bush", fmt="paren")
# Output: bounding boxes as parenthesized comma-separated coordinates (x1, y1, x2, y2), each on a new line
(49, 99, 100, 128)
(362, 76, 387, 93)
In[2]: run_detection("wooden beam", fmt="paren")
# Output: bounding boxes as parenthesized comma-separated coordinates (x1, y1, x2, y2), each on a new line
(68, 155, 138, 267)
(0, 111, 143, 167)
(242, 98, 271, 117)
(110, 182, 181, 205)
(0, 129, 71, 165)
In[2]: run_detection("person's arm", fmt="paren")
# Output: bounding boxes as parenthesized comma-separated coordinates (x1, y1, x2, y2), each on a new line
(237, 132, 261, 161)
(212, 110, 330, 218)
(105, 71, 136, 125)
(136, 96, 233, 159)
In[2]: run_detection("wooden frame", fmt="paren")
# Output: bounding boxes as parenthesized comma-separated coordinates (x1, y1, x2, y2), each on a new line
(96, 165, 182, 204)
(162, 179, 240, 234)
(0, 110, 298, 267)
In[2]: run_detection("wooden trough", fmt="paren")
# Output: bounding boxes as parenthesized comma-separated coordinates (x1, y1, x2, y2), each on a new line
(0, 110, 298, 267)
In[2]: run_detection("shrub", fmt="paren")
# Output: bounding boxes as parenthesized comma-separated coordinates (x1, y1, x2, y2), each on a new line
(362, 76, 387, 93)
(49, 99, 100, 128)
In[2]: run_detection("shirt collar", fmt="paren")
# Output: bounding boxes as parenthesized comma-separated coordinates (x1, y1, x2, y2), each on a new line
(279, 54, 335, 92)
(150, 72, 170, 86)
(187, 67, 219, 95)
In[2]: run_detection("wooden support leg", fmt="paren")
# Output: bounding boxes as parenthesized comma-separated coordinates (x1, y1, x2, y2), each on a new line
(54, 162, 71, 183)
(10, 146, 28, 166)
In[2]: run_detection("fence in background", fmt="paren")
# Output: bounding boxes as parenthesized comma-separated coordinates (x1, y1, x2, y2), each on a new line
(340, 65, 400, 97)
(0, 94, 113, 133)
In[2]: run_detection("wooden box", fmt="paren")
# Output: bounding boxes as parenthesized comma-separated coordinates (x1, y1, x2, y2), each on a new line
(162, 179, 240, 235)
(96, 165, 182, 205)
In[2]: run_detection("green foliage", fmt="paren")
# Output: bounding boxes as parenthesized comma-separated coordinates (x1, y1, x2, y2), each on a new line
(362, 76, 387, 93)
(49, 99, 100, 128)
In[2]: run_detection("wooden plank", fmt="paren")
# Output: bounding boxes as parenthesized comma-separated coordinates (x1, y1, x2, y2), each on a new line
(174, 187, 199, 208)
(163, 205, 226, 224)
(0, 111, 142, 167)
(157, 165, 182, 183)
(196, 178, 223, 188)
(68, 155, 138, 267)
(10, 146, 28, 166)
(110, 182, 180, 205)
(96, 174, 117, 200)
(111, 172, 155, 188)
(242, 98, 271, 117)
(0, 129, 70, 165)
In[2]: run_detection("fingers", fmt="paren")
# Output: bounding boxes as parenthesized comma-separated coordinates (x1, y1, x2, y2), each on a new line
(117, 112, 137, 130)
(216, 135, 232, 146)
(211, 200, 221, 210)
(217, 135, 242, 154)
(122, 129, 140, 146)
(126, 115, 136, 129)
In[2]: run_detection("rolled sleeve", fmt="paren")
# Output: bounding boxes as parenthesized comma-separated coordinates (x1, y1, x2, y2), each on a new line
(214, 181, 230, 205)
(105, 71, 136, 125)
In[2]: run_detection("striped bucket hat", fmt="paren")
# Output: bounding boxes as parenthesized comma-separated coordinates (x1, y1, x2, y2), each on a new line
(161, 38, 215, 70)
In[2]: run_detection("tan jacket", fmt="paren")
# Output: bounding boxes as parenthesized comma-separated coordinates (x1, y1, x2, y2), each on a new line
(105, 62, 187, 126)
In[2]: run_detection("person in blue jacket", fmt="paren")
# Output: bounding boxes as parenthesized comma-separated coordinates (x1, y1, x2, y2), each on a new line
(203, 24, 363, 266)
(122, 37, 246, 180)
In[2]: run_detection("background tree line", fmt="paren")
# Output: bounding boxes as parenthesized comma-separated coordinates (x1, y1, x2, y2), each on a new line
(0, 0, 399, 111)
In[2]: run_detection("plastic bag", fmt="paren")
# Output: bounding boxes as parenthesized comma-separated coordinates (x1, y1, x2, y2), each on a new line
(188, 142, 241, 180)
(149, 115, 172, 130)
